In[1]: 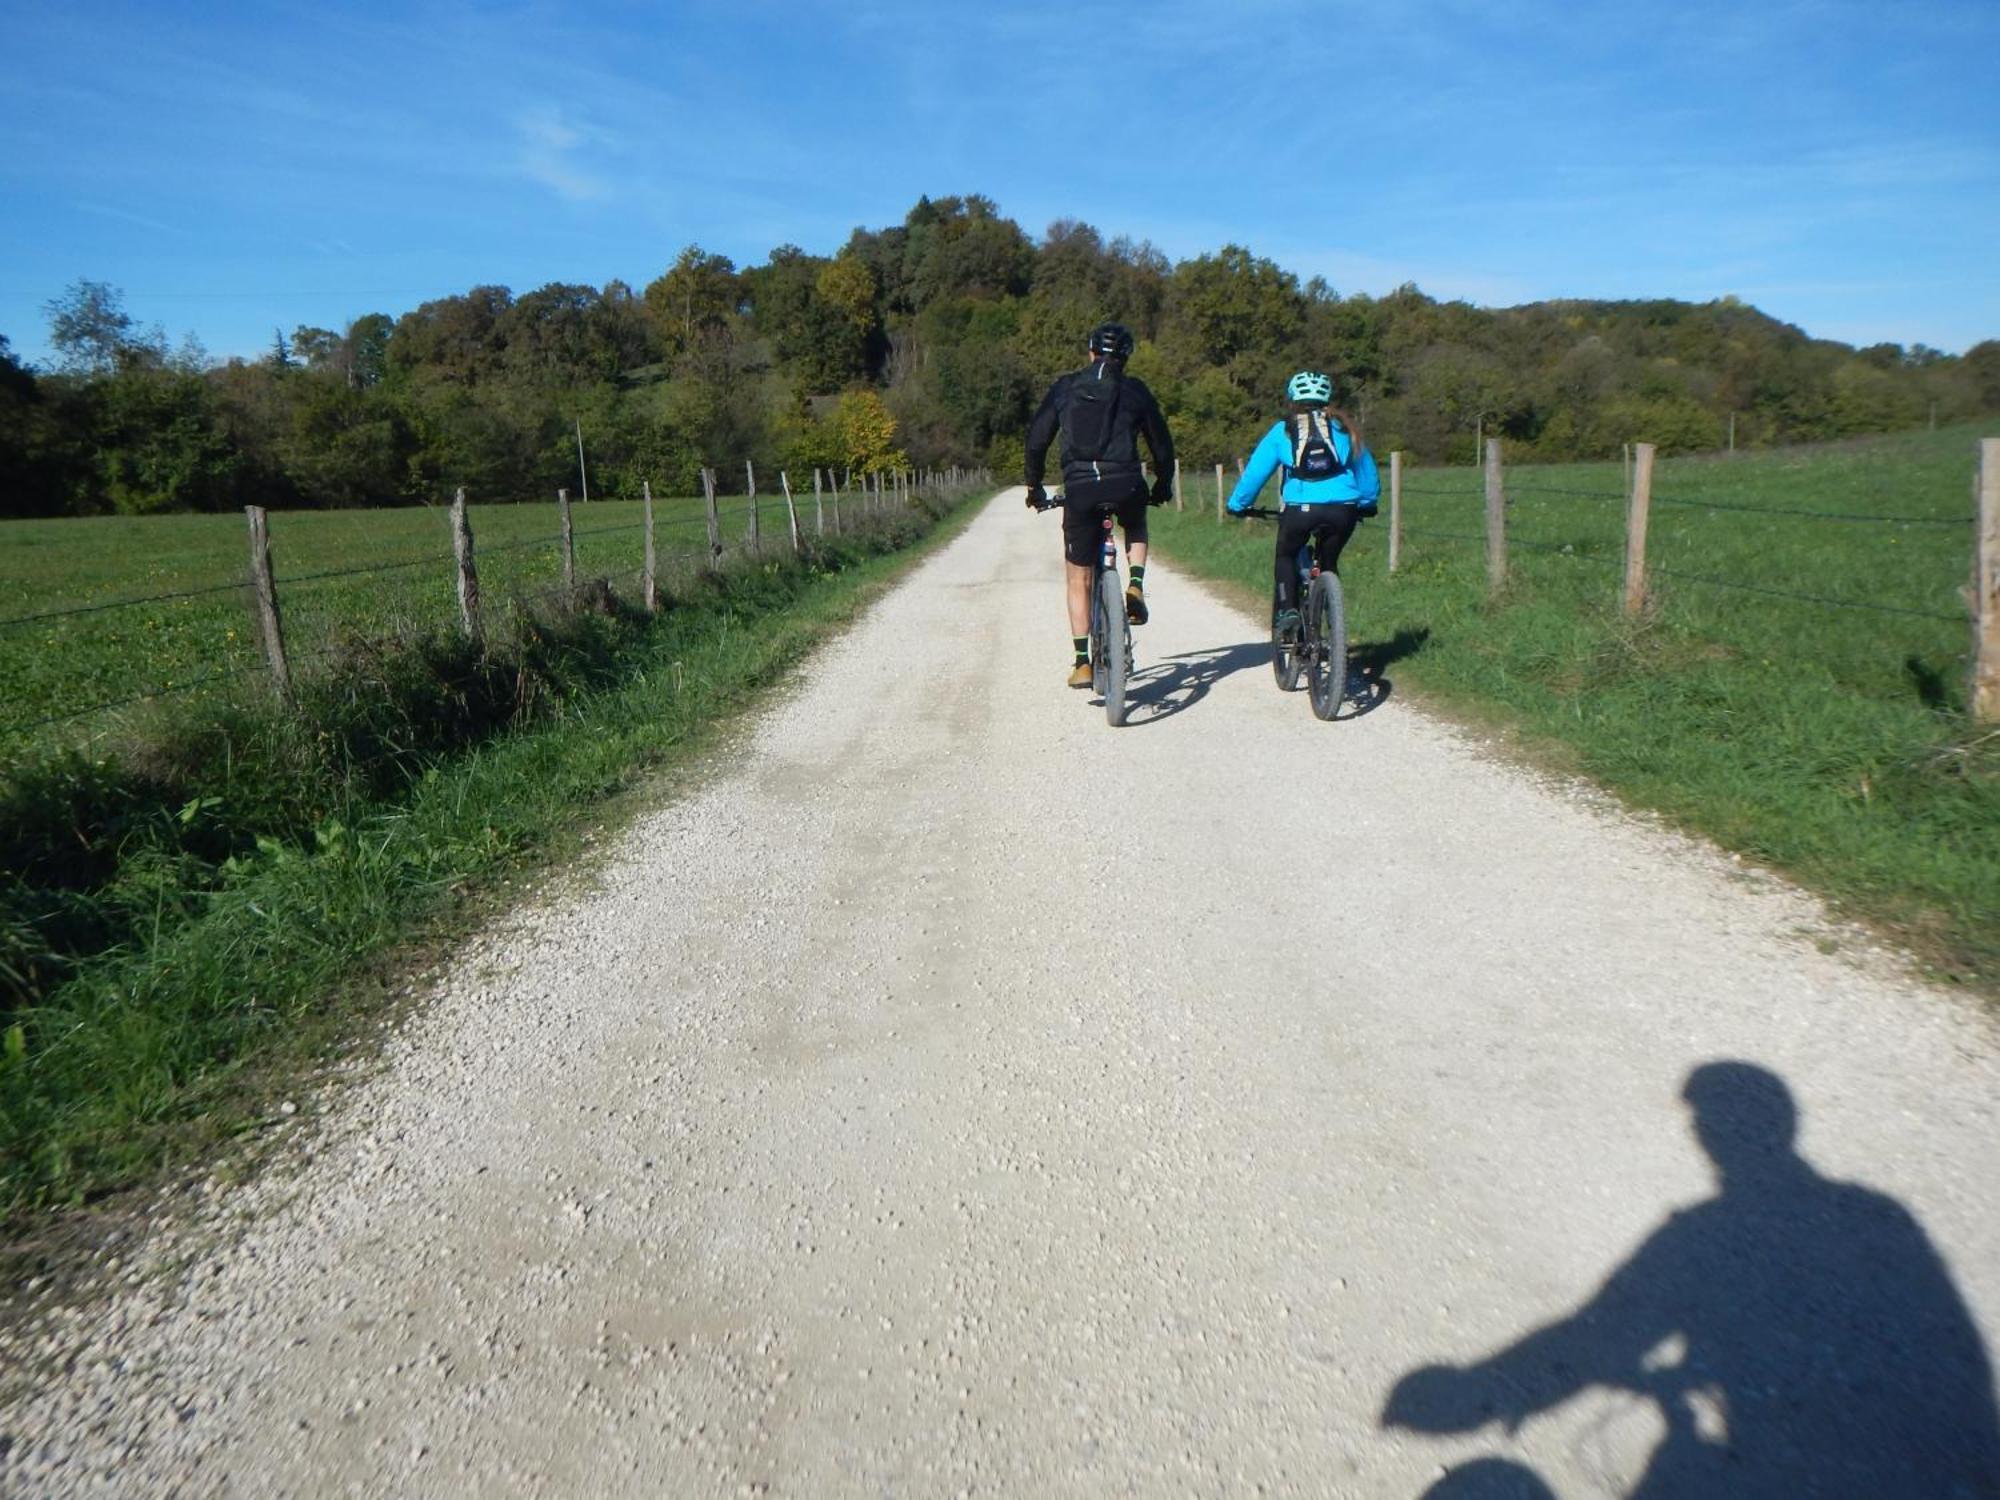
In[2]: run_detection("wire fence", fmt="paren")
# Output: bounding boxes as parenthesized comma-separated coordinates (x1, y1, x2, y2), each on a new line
(1357, 436, 2000, 719)
(1, 467, 993, 749)
(1387, 443, 1984, 625)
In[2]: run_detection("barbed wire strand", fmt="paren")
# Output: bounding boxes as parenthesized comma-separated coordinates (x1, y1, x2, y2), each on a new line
(0, 579, 248, 633)
(1652, 494, 1970, 525)
(1648, 566, 1968, 622)
(1396, 527, 1965, 620)
(277, 552, 449, 586)
(0, 660, 272, 737)
(1510, 485, 1628, 502)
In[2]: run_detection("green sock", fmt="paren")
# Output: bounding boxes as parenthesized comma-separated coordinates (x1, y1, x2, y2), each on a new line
(1128, 564, 1146, 591)
(1072, 636, 1089, 665)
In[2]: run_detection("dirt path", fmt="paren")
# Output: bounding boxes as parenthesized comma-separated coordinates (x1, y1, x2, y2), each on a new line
(5, 491, 1997, 1498)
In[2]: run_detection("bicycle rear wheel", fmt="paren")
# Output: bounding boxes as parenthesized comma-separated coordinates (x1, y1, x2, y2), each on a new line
(1271, 593, 1305, 691)
(1095, 565, 1129, 727)
(1306, 572, 1347, 722)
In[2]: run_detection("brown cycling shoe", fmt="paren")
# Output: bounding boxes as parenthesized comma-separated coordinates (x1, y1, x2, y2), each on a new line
(1125, 585, 1149, 625)
(1067, 661, 1094, 689)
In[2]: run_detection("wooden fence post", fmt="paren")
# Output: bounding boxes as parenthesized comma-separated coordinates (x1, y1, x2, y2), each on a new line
(746, 461, 760, 550)
(780, 470, 801, 555)
(813, 468, 825, 536)
(243, 506, 292, 702)
(1973, 437, 2000, 723)
(1484, 438, 1506, 596)
(450, 486, 481, 643)
(1173, 458, 1183, 511)
(557, 487, 575, 592)
(641, 479, 658, 613)
(1388, 452, 1403, 575)
(1215, 463, 1225, 520)
(1623, 442, 1656, 619)
(832, 470, 843, 534)
(701, 468, 722, 561)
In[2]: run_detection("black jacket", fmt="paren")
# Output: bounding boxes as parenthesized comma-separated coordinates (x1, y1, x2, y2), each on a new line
(1023, 365, 1175, 490)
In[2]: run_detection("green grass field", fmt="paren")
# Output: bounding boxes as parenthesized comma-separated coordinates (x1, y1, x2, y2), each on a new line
(1154, 423, 1998, 988)
(0, 488, 836, 757)
(1, 487, 982, 1222)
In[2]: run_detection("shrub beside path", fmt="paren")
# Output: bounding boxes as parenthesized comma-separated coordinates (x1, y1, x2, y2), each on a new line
(4, 491, 1996, 1496)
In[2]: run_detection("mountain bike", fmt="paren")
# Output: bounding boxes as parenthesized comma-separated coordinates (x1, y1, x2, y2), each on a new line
(1031, 491, 1132, 728)
(1239, 506, 1351, 722)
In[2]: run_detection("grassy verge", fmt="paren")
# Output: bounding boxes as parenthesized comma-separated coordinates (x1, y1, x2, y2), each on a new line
(1155, 426, 1998, 992)
(1, 491, 987, 1226)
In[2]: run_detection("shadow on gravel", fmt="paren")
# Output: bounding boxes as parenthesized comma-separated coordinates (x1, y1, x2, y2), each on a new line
(1382, 1060, 2000, 1498)
(1419, 1459, 1557, 1498)
(1342, 626, 1432, 718)
(1120, 642, 1269, 726)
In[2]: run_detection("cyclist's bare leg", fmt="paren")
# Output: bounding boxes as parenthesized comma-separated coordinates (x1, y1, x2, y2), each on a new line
(1066, 561, 1092, 636)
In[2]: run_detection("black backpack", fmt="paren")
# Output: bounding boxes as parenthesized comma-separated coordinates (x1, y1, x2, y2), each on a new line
(1286, 411, 1348, 480)
(1060, 365, 1123, 463)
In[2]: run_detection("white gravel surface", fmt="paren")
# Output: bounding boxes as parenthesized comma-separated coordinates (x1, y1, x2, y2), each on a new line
(3, 490, 1997, 1499)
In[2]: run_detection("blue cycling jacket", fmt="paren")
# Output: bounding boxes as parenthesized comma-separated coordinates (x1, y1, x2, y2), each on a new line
(1225, 417, 1381, 513)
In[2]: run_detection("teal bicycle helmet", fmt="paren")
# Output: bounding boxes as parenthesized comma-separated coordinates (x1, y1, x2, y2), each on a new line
(1286, 370, 1334, 403)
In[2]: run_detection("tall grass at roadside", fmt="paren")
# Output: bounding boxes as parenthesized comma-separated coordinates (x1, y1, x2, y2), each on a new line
(1155, 426, 1998, 988)
(0, 494, 982, 1221)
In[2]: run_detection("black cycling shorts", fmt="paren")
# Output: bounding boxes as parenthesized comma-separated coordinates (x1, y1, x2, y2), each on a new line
(1273, 504, 1360, 611)
(1061, 476, 1150, 567)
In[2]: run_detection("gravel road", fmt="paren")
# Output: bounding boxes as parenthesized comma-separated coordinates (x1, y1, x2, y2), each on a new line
(5, 490, 1997, 1499)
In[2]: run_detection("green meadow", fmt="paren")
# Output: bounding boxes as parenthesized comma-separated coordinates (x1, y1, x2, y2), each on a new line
(1154, 424, 1997, 988)
(0, 488, 842, 755)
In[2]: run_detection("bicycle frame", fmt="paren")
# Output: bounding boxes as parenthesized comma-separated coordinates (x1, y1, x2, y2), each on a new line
(1033, 491, 1133, 726)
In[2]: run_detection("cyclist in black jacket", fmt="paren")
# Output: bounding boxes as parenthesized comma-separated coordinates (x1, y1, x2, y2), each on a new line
(1024, 322, 1176, 687)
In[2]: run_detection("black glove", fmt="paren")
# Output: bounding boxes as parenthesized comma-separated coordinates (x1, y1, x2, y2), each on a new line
(1148, 475, 1174, 507)
(1024, 484, 1047, 511)
(1356, 501, 1379, 519)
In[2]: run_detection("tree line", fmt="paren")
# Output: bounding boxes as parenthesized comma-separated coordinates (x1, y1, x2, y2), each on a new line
(4, 192, 1997, 517)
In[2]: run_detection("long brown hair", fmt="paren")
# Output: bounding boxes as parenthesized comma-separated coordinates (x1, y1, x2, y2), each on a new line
(1285, 400, 1363, 455)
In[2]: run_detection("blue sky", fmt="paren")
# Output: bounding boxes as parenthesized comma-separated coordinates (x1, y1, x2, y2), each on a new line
(3, 0, 1996, 367)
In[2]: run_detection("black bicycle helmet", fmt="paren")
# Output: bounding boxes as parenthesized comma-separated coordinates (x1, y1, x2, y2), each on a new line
(1086, 321, 1135, 360)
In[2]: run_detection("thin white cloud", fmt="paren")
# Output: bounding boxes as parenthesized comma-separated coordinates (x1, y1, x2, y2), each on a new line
(74, 200, 187, 237)
(516, 105, 611, 202)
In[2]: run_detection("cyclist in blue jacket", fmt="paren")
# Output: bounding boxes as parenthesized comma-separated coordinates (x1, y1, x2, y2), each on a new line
(1225, 370, 1380, 633)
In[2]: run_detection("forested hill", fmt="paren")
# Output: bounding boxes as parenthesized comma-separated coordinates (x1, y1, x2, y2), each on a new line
(5, 193, 1997, 516)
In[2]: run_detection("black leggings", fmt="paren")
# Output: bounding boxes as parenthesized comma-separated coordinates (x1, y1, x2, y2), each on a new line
(1273, 506, 1360, 612)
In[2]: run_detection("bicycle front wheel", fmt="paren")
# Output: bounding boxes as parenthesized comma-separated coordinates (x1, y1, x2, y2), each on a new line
(1095, 565, 1129, 727)
(1306, 572, 1347, 722)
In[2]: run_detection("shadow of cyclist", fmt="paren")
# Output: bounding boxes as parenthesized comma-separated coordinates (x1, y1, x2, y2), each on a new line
(1121, 641, 1268, 726)
(1340, 625, 1431, 718)
(1419, 1458, 1557, 1499)
(1382, 1060, 2000, 1498)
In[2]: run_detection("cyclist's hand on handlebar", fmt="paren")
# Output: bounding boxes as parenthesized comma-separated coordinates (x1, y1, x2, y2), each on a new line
(1024, 484, 1048, 511)
(1148, 475, 1174, 507)
(1357, 501, 1380, 519)
(1381, 1363, 1492, 1434)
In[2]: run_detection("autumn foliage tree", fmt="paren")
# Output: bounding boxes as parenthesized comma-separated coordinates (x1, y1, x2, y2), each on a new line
(7, 199, 1995, 517)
